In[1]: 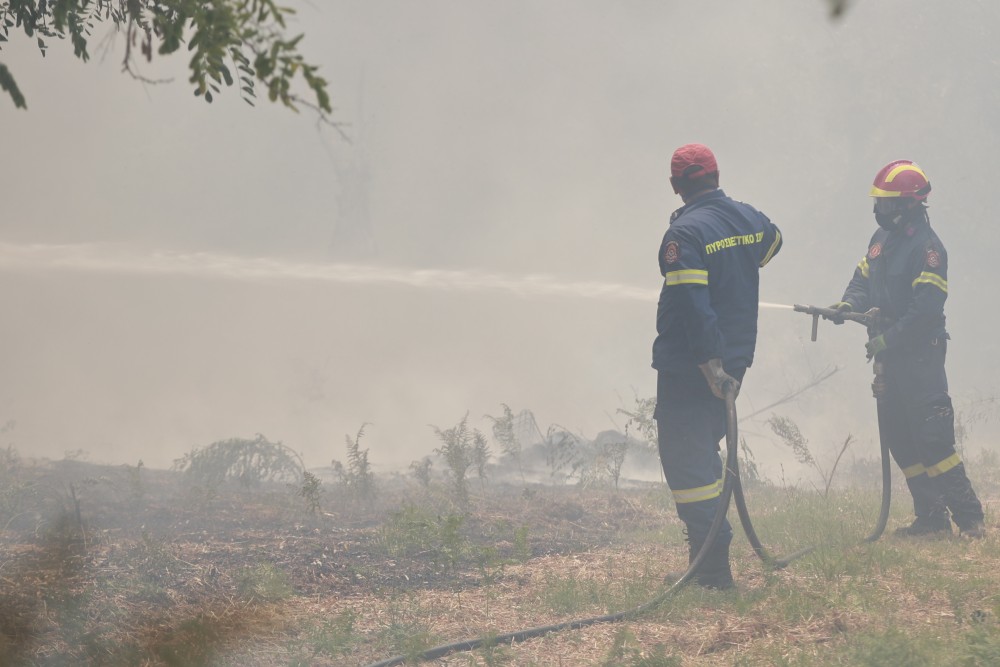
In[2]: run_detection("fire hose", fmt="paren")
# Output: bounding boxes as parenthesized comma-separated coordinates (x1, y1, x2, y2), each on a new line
(792, 304, 891, 543)
(364, 386, 807, 667)
(363, 305, 892, 666)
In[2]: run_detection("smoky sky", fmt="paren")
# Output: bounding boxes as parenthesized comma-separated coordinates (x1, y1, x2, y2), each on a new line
(2, 1, 999, 475)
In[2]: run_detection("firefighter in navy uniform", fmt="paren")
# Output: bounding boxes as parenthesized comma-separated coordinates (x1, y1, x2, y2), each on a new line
(827, 160, 985, 538)
(653, 144, 782, 588)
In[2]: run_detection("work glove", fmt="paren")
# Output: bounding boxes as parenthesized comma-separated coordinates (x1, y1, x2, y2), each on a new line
(698, 358, 740, 400)
(823, 301, 852, 325)
(865, 334, 888, 361)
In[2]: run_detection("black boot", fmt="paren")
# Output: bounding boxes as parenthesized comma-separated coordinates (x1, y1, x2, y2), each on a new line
(959, 521, 986, 540)
(896, 473, 952, 537)
(935, 464, 985, 536)
(664, 533, 734, 589)
(894, 515, 952, 537)
(696, 540, 735, 590)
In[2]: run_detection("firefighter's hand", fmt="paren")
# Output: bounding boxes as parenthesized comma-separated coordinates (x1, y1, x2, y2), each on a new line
(865, 334, 887, 361)
(823, 301, 852, 325)
(698, 358, 740, 400)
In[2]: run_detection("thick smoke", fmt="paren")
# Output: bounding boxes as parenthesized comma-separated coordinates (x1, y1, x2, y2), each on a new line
(1, 1, 999, 478)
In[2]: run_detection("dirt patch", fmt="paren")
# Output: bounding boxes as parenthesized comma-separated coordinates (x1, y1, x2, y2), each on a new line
(0, 458, 683, 665)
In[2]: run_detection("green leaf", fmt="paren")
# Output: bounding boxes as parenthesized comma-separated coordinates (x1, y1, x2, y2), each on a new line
(0, 63, 28, 109)
(4, 0, 333, 119)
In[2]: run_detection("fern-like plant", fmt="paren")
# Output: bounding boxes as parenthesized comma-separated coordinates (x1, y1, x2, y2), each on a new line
(486, 404, 524, 484)
(331, 424, 377, 504)
(431, 414, 484, 507)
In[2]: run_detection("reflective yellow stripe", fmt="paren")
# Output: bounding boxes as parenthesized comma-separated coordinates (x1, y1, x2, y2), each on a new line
(886, 163, 928, 183)
(926, 453, 961, 478)
(760, 229, 782, 267)
(672, 479, 722, 504)
(901, 463, 926, 479)
(858, 257, 870, 279)
(664, 269, 709, 286)
(913, 272, 947, 293)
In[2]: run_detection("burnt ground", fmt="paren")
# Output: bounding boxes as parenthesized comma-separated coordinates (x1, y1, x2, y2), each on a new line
(0, 457, 682, 666)
(4, 456, 999, 666)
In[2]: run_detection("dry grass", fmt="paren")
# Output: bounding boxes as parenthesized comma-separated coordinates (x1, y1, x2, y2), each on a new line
(1, 456, 998, 666)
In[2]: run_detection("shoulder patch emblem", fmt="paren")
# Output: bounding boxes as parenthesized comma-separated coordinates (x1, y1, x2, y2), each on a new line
(868, 243, 882, 259)
(664, 240, 680, 264)
(926, 249, 941, 268)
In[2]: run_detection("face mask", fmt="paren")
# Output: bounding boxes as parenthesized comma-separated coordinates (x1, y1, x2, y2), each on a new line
(874, 198, 905, 231)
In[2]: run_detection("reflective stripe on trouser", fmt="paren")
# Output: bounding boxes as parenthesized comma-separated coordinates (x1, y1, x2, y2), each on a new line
(878, 395, 947, 521)
(655, 367, 745, 547)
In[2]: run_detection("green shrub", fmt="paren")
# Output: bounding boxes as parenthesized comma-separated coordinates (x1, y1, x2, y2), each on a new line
(173, 434, 304, 488)
(298, 470, 323, 515)
(409, 456, 433, 488)
(432, 414, 485, 507)
(379, 505, 468, 572)
(487, 403, 525, 483)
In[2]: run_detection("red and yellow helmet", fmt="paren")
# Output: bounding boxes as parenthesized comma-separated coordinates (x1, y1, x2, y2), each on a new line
(870, 160, 931, 200)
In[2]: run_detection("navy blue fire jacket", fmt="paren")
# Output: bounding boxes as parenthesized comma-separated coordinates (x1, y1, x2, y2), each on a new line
(840, 208, 948, 348)
(652, 189, 782, 374)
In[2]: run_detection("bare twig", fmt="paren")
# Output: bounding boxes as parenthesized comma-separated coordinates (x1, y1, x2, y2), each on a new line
(823, 434, 854, 497)
(740, 366, 840, 423)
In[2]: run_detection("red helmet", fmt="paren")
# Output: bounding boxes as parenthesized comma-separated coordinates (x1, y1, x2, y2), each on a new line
(869, 160, 931, 200)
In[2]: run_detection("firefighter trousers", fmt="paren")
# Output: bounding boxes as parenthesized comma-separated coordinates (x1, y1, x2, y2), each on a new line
(876, 339, 983, 530)
(655, 365, 746, 549)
